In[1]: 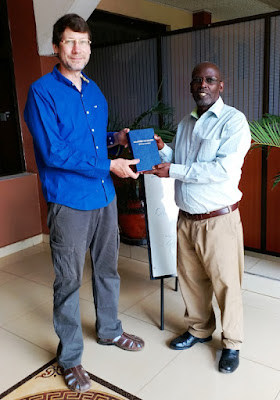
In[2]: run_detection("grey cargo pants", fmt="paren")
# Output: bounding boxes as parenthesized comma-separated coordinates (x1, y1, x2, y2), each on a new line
(47, 197, 122, 369)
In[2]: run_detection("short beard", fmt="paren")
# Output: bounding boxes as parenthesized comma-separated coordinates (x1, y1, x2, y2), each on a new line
(195, 97, 212, 107)
(57, 54, 90, 73)
(65, 60, 88, 71)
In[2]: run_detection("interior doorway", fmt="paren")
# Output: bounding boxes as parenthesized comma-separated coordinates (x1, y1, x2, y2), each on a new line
(0, 0, 25, 177)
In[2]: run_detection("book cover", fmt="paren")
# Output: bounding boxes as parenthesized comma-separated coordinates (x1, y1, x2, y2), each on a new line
(127, 128, 161, 172)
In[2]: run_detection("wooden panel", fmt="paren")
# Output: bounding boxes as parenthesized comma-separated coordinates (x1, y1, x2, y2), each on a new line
(239, 147, 262, 249)
(0, 173, 42, 247)
(266, 147, 280, 253)
(40, 56, 57, 76)
(7, 0, 49, 234)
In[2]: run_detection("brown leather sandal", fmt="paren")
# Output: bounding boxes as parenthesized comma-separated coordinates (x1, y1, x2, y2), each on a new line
(63, 365, 91, 393)
(98, 331, 144, 351)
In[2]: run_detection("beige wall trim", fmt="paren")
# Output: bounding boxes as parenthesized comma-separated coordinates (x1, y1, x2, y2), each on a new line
(43, 234, 50, 243)
(0, 234, 44, 258)
(97, 0, 192, 30)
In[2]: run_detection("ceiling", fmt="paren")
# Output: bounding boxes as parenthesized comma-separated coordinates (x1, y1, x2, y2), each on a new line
(148, 0, 280, 22)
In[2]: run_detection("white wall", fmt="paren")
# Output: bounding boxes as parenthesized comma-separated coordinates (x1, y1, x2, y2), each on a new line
(33, 0, 101, 55)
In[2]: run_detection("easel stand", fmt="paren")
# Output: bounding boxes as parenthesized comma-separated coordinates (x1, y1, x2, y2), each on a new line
(140, 175, 178, 330)
(159, 277, 178, 329)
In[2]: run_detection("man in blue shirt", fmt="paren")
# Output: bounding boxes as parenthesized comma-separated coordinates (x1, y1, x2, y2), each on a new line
(24, 14, 144, 393)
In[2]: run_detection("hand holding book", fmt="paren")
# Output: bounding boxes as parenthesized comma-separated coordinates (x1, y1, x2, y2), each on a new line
(153, 134, 164, 150)
(127, 128, 161, 172)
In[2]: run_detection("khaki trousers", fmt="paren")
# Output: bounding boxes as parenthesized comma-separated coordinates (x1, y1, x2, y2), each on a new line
(177, 208, 244, 350)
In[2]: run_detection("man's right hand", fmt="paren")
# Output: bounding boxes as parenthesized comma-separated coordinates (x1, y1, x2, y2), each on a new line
(110, 158, 140, 179)
(154, 134, 164, 150)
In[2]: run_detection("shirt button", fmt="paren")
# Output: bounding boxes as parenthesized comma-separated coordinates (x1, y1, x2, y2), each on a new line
(102, 179, 104, 183)
(92, 128, 95, 132)
(94, 105, 98, 108)
(96, 146, 99, 149)
(86, 111, 89, 114)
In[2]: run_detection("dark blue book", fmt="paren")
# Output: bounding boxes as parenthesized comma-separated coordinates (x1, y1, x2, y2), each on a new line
(127, 128, 161, 172)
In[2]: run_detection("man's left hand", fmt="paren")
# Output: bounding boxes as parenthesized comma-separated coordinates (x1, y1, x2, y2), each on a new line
(114, 128, 130, 147)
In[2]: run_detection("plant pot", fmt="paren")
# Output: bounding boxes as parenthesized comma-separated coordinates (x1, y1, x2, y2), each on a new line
(111, 174, 147, 244)
(118, 200, 147, 244)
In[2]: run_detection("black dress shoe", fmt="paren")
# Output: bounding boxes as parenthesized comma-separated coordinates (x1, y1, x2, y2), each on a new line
(219, 349, 239, 373)
(170, 331, 212, 350)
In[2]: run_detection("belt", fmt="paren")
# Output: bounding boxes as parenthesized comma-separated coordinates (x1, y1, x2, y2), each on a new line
(180, 202, 239, 221)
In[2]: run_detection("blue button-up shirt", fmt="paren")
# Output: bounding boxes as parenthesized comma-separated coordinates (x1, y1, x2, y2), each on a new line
(159, 97, 251, 214)
(24, 65, 116, 210)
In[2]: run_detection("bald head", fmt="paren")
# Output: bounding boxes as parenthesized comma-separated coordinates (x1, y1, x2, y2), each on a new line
(192, 62, 222, 81)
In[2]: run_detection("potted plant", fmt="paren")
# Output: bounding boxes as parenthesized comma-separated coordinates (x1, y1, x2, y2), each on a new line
(109, 100, 176, 244)
(249, 114, 280, 187)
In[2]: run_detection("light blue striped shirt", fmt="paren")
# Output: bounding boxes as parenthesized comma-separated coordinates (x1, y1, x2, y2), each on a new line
(159, 97, 251, 214)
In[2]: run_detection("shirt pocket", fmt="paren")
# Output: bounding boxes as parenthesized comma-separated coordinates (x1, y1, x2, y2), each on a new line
(197, 139, 221, 162)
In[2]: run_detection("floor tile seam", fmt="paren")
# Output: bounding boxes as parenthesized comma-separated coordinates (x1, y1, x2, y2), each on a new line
(247, 264, 280, 280)
(19, 276, 54, 289)
(118, 256, 149, 266)
(0, 257, 35, 269)
(119, 309, 195, 336)
(0, 271, 40, 284)
(244, 270, 280, 282)
(0, 273, 18, 287)
(235, 356, 280, 373)
(80, 277, 92, 285)
(173, 341, 280, 374)
(250, 258, 280, 267)
(135, 351, 183, 396)
(79, 295, 95, 306)
(119, 310, 187, 335)
(118, 257, 149, 266)
(117, 311, 160, 330)
(0, 325, 55, 355)
(244, 267, 254, 272)
(0, 297, 53, 328)
(79, 294, 95, 303)
(0, 250, 51, 267)
(0, 273, 54, 290)
(81, 330, 92, 341)
(242, 301, 280, 318)
(244, 260, 261, 270)
(203, 340, 280, 371)
(244, 251, 280, 263)
(242, 288, 280, 300)
(118, 286, 166, 314)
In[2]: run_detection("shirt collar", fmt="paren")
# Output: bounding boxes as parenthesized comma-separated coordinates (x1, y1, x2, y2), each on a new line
(191, 96, 224, 119)
(52, 64, 90, 86)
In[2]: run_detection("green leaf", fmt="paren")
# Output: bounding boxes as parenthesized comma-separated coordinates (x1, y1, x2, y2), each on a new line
(249, 114, 280, 148)
(250, 114, 280, 190)
(272, 173, 280, 188)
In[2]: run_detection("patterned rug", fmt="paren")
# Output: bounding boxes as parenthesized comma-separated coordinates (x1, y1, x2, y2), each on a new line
(0, 358, 142, 400)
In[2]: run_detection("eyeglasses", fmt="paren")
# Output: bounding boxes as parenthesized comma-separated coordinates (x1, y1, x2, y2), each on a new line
(191, 77, 220, 85)
(60, 39, 91, 48)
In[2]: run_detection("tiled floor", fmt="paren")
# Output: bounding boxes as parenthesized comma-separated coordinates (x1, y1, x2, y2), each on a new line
(0, 242, 280, 400)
